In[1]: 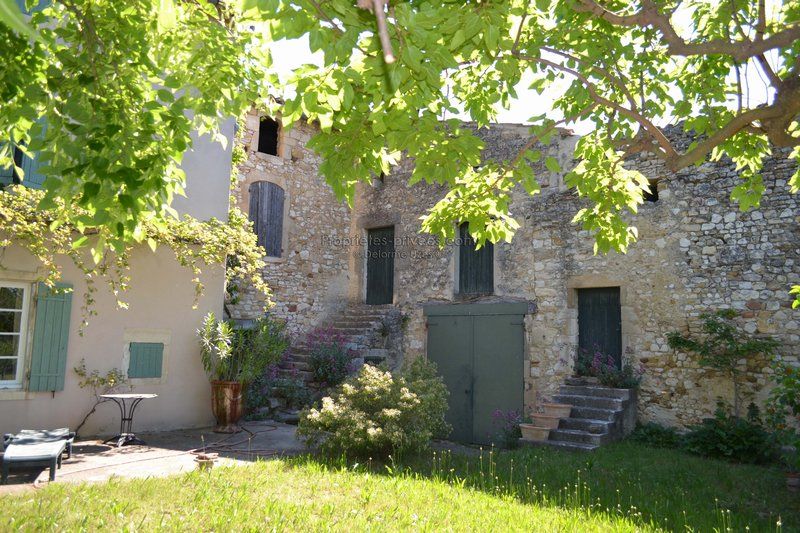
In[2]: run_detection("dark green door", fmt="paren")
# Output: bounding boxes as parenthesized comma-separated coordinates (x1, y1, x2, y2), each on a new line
(424, 303, 526, 445)
(578, 287, 622, 368)
(366, 227, 394, 305)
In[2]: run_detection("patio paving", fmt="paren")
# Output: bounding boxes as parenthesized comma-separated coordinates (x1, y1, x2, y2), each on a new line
(0, 421, 305, 493)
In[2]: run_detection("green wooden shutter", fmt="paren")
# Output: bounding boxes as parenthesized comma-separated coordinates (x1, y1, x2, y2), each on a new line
(128, 342, 164, 378)
(458, 223, 494, 294)
(29, 282, 73, 392)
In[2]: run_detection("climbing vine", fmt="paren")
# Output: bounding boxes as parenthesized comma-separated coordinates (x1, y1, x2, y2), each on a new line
(0, 185, 270, 329)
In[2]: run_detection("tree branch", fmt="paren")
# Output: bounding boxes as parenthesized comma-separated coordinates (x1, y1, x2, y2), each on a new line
(573, 0, 800, 62)
(515, 52, 679, 160)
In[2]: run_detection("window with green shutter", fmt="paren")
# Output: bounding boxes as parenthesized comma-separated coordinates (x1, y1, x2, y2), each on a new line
(249, 181, 285, 257)
(28, 282, 73, 392)
(128, 342, 164, 379)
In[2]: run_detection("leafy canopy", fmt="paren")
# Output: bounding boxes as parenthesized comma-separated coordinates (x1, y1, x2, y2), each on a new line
(2, 0, 799, 302)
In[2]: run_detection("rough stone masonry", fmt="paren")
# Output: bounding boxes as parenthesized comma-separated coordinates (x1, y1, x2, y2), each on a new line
(231, 110, 799, 428)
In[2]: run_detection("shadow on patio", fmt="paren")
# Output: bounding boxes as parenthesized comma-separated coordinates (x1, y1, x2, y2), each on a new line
(0, 421, 305, 490)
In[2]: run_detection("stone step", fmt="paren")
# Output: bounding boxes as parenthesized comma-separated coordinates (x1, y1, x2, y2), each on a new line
(276, 368, 313, 382)
(553, 394, 624, 411)
(568, 406, 619, 422)
(280, 359, 311, 372)
(559, 417, 616, 434)
(328, 324, 380, 331)
(549, 429, 607, 446)
(520, 438, 597, 452)
(559, 385, 631, 400)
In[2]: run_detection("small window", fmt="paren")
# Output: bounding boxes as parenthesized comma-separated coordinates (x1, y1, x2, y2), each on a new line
(249, 181, 285, 257)
(0, 282, 30, 387)
(458, 223, 493, 294)
(257, 117, 280, 156)
(128, 342, 164, 379)
(643, 179, 659, 202)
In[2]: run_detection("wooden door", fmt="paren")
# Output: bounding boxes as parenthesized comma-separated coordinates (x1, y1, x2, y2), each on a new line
(425, 303, 526, 445)
(577, 287, 622, 368)
(366, 227, 394, 305)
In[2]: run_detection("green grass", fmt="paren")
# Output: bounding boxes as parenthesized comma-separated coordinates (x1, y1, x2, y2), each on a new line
(0, 442, 796, 531)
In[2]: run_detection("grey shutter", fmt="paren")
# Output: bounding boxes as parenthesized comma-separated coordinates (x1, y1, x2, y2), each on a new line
(28, 283, 73, 392)
(249, 181, 284, 257)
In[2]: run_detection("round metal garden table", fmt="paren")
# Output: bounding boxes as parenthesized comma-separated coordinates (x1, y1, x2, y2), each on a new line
(101, 393, 158, 447)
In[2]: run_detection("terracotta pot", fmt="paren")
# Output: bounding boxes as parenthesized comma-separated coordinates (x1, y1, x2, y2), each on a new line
(532, 414, 561, 429)
(211, 380, 243, 433)
(519, 423, 550, 442)
(193, 452, 219, 471)
(787, 472, 800, 492)
(543, 403, 572, 418)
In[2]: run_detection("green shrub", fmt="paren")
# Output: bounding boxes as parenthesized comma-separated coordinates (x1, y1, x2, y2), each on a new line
(297, 358, 450, 458)
(629, 422, 682, 449)
(683, 402, 776, 464)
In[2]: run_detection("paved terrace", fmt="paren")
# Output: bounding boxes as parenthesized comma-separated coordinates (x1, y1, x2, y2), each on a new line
(0, 421, 305, 493)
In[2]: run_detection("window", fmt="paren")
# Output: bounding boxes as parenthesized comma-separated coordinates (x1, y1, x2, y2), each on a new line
(128, 342, 164, 379)
(643, 179, 659, 202)
(257, 117, 280, 156)
(458, 223, 494, 294)
(249, 181, 285, 257)
(0, 283, 30, 387)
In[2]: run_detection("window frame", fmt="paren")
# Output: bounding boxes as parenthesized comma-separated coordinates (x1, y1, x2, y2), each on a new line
(0, 281, 31, 389)
(257, 116, 281, 157)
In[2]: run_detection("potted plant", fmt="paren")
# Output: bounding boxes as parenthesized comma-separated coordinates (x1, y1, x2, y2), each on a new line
(198, 313, 288, 433)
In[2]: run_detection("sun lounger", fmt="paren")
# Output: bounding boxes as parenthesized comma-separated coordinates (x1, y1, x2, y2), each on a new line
(2, 428, 75, 483)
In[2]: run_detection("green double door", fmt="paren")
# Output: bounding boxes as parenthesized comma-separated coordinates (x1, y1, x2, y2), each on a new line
(424, 303, 526, 445)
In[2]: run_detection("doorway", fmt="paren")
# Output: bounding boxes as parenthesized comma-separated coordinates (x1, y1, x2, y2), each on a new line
(424, 302, 526, 445)
(365, 226, 395, 305)
(577, 287, 622, 368)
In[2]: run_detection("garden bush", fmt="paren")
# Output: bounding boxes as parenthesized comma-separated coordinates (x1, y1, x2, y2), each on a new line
(307, 327, 358, 387)
(682, 402, 776, 464)
(297, 358, 450, 457)
(629, 422, 682, 449)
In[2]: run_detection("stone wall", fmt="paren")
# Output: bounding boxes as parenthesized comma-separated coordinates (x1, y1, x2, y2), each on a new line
(235, 117, 799, 428)
(350, 124, 799, 427)
(227, 111, 352, 337)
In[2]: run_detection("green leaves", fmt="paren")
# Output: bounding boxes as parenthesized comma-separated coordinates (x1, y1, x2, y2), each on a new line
(0, 0, 39, 41)
(0, 0, 270, 260)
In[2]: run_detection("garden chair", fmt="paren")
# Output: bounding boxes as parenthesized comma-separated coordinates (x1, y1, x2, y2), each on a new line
(1, 428, 75, 483)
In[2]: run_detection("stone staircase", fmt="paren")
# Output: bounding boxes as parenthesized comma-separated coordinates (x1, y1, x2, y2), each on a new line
(278, 304, 399, 383)
(521, 377, 637, 451)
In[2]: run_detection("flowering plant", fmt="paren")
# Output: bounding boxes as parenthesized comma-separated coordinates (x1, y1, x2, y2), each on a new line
(298, 358, 449, 457)
(307, 326, 359, 387)
(575, 344, 643, 389)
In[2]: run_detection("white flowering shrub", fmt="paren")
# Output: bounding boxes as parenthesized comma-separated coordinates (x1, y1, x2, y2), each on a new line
(297, 358, 450, 457)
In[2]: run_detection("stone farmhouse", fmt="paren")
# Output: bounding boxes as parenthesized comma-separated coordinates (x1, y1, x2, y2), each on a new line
(230, 109, 799, 445)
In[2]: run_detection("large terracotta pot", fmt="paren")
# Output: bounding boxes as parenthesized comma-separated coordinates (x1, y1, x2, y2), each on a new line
(211, 380, 243, 433)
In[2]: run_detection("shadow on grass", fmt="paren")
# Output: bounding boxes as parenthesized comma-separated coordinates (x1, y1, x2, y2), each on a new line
(283, 440, 796, 532)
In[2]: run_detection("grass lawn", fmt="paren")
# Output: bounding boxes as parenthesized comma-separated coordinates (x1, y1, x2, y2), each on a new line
(1, 441, 796, 531)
